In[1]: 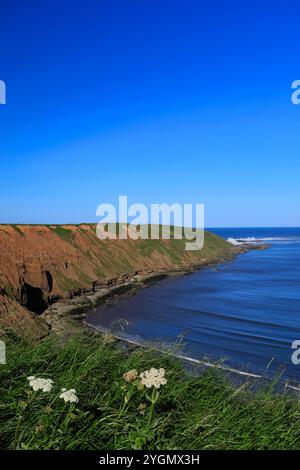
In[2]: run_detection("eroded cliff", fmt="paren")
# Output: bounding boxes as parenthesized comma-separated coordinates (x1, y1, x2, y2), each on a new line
(0, 224, 234, 339)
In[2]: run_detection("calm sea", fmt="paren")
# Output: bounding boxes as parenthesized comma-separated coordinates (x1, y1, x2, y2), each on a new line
(86, 228, 300, 383)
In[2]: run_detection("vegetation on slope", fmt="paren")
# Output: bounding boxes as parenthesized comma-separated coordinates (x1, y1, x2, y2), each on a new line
(0, 224, 236, 339)
(1, 332, 300, 450)
(0, 224, 233, 297)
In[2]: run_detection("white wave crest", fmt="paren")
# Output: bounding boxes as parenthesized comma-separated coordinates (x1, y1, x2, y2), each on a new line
(227, 238, 245, 245)
(227, 236, 299, 245)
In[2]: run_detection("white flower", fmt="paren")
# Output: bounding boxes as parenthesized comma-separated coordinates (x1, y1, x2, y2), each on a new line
(27, 376, 54, 392)
(59, 388, 79, 403)
(139, 368, 167, 389)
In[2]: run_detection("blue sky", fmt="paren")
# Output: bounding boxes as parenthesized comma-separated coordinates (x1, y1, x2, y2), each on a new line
(0, 0, 300, 226)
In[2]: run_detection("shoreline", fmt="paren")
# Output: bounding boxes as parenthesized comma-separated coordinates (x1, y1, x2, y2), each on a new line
(42, 242, 261, 334)
(42, 243, 270, 343)
(40, 240, 300, 393)
(84, 322, 300, 394)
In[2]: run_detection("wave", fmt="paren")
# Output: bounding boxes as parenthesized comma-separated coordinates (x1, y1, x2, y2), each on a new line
(227, 237, 252, 245)
(84, 321, 300, 390)
(227, 236, 300, 245)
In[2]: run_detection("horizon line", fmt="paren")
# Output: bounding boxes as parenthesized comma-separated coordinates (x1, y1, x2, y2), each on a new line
(0, 223, 299, 229)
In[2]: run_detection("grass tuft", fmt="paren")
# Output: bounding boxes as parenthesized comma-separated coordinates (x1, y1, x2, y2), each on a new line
(49, 226, 74, 242)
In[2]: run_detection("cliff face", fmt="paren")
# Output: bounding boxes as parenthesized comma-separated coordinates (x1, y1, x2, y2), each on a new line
(0, 224, 233, 339)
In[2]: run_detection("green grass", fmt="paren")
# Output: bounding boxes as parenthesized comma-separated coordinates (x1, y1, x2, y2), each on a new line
(52, 270, 82, 292)
(2, 283, 15, 299)
(49, 226, 74, 243)
(72, 266, 93, 286)
(1, 332, 300, 450)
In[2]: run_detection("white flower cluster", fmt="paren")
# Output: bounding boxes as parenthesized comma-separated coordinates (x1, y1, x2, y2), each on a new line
(27, 376, 79, 403)
(60, 388, 79, 403)
(139, 368, 167, 389)
(27, 376, 54, 393)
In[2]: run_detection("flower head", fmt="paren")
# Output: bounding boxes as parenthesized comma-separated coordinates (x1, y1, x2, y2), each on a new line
(123, 369, 138, 383)
(139, 368, 167, 389)
(27, 376, 54, 393)
(137, 403, 147, 415)
(59, 388, 79, 403)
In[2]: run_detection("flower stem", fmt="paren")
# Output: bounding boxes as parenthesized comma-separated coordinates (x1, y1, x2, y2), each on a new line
(147, 388, 157, 430)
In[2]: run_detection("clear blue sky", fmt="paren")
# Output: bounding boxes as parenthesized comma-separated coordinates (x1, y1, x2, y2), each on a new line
(0, 0, 299, 226)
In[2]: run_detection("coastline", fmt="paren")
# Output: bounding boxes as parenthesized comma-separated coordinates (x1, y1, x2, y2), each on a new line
(42, 242, 268, 336)
(43, 240, 300, 393)
(85, 323, 300, 394)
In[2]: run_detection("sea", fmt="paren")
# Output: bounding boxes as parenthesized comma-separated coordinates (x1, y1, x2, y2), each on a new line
(86, 228, 300, 384)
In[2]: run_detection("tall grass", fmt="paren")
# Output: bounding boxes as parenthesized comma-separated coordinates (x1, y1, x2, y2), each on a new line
(1, 332, 300, 450)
